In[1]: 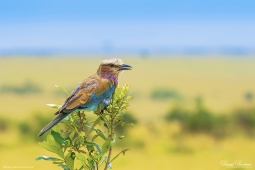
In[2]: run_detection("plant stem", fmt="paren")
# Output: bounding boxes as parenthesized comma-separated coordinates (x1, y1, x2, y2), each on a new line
(69, 114, 79, 133)
(93, 164, 98, 170)
(104, 147, 112, 170)
(78, 111, 84, 131)
(110, 149, 129, 163)
(104, 118, 114, 170)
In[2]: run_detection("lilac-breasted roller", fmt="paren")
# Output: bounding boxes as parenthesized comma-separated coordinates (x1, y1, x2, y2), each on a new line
(38, 58, 132, 137)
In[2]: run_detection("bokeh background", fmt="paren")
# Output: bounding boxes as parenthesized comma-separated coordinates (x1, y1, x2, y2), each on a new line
(1, 0, 255, 170)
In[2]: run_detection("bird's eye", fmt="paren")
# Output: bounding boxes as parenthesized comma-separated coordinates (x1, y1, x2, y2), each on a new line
(109, 64, 114, 67)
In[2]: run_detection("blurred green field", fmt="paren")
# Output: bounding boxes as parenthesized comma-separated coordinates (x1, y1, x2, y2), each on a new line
(1, 55, 255, 170)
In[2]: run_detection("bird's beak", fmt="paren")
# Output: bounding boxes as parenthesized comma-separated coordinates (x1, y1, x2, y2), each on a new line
(118, 64, 132, 71)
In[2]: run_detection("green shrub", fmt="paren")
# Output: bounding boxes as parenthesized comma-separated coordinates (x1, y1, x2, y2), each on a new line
(18, 113, 53, 141)
(233, 108, 255, 137)
(244, 92, 254, 102)
(36, 85, 134, 170)
(165, 98, 255, 139)
(0, 116, 10, 132)
(151, 88, 181, 100)
(0, 81, 42, 94)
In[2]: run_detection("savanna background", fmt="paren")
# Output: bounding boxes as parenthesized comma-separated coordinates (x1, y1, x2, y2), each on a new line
(1, 1, 255, 170)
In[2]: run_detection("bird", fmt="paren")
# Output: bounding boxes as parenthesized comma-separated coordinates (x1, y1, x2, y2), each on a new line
(38, 58, 132, 137)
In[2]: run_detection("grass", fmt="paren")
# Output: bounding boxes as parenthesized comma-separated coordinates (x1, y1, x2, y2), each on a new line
(1, 55, 255, 169)
(1, 56, 255, 117)
(1, 123, 255, 170)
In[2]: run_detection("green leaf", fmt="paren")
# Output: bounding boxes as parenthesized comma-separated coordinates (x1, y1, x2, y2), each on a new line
(93, 153, 102, 160)
(72, 136, 82, 145)
(110, 139, 115, 146)
(102, 140, 111, 155)
(35, 156, 62, 161)
(118, 135, 124, 139)
(94, 144, 102, 154)
(61, 136, 71, 146)
(52, 124, 61, 133)
(87, 145, 95, 152)
(68, 129, 76, 140)
(83, 141, 97, 146)
(58, 164, 69, 170)
(99, 114, 108, 122)
(64, 116, 70, 121)
(98, 156, 108, 167)
(79, 132, 85, 137)
(64, 152, 75, 170)
(96, 129, 107, 140)
(39, 135, 64, 158)
(86, 125, 94, 130)
(91, 134, 99, 141)
(76, 153, 88, 169)
(82, 141, 102, 154)
(53, 161, 64, 164)
(46, 104, 61, 109)
(107, 163, 113, 169)
(113, 88, 122, 100)
(55, 85, 69, 95)
(87, 117, 101, 135)
(51, 131, 65, 144)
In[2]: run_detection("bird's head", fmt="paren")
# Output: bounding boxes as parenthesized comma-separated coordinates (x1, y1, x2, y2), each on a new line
(97, 58, 132, 78)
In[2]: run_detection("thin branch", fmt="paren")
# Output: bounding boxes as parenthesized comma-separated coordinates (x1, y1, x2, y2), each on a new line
(104, 147, 112, 170)
(93, 164, 98, 170)
(78, 111, 84, 131)
(110, 149, 130, 163)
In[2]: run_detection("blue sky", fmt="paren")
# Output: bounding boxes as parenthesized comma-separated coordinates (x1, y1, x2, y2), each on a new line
(0, 0, 255, 53)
